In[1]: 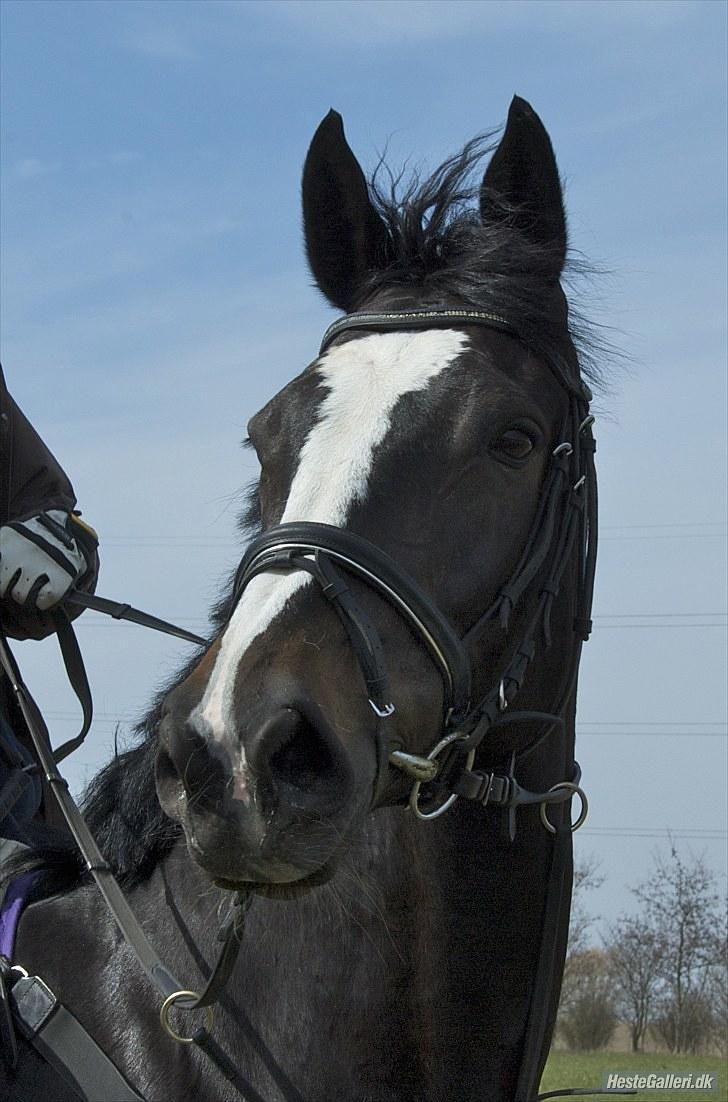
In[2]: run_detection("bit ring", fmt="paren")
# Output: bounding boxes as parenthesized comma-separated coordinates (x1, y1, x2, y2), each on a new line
(539, 782, 588, 834)
(409, 732, 475, 821)
(160, 989, 214, 1044)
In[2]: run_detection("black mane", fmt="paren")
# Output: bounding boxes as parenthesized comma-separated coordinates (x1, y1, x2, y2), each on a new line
(364, 134, 605, 390)
(10, 136, 605, 897)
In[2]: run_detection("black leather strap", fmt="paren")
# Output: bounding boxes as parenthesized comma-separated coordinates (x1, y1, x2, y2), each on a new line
(319, 308, 592, 400)
(65, 590, 206, 647)
(235, 522, 473, 721)
(10, 973, 145, 1101)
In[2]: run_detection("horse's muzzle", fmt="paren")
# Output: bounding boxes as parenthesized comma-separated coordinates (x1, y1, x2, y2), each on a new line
(155, 704, 359, 885)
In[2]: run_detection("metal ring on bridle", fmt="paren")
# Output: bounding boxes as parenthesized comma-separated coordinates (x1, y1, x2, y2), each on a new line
(409, 732, 476, 821)
(159, 989, 214, 1044)
(539, 782, 588, 834)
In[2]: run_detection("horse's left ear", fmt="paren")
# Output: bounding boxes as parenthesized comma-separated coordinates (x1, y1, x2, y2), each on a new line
(480, 96, 567, 279)
(302, 110, 391, 312)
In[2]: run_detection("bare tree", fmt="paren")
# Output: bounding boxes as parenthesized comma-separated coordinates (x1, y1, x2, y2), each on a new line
(558, 948, 617, 1051)
(634, 844, 726, 1054)
(557, 855, 612, 1048)
(707, 940, 728, 1056)
(605, 915, 664, 1052)
(568, 854, 604, 954)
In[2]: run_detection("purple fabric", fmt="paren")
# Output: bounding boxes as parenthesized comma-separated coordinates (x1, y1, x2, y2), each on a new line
(0, 871, 41, 959)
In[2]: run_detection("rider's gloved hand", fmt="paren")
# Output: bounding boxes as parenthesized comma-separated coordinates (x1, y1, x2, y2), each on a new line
(0, 511, 98, 638)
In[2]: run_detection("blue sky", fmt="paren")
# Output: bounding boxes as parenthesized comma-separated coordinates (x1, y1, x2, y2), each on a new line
(1, 0, 726, 928)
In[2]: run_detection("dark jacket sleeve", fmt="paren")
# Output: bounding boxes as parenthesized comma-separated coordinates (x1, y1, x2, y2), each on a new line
(0, 364, 77, 527)
(0, 364, 98, 640)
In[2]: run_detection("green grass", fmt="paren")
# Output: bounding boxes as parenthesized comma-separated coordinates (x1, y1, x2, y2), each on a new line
(541, 1050, 726, 1101)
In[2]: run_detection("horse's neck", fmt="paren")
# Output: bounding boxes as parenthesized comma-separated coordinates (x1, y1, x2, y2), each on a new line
(157, 802, 536, 1102)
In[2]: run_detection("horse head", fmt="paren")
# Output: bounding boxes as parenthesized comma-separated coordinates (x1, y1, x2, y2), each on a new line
(156, 97, 594, 893)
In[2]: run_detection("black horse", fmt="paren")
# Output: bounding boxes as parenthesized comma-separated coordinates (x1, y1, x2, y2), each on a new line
(7, 96, 599, 1102)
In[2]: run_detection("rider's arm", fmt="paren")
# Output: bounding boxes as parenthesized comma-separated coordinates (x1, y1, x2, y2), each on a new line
(0, 366, 99, 640)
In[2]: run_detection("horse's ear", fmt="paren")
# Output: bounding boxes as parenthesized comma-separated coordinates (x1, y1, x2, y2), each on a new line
(480, 96, 567, 278)
(302, 110, 391, 311)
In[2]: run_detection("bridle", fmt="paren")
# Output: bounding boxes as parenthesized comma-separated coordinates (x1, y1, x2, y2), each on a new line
(233, 307, 598, 827)
(0, 307, 608, 1102)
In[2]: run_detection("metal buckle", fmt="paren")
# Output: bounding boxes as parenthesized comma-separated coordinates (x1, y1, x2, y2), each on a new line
(409, 732, 476, 821)
(369, 699, 395, 718)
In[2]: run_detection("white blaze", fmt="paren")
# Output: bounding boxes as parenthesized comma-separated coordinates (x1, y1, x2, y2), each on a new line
(193, 329, 467, 744)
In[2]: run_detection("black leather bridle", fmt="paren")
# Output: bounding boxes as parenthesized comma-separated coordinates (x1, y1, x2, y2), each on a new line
(233, 308, 598, 826)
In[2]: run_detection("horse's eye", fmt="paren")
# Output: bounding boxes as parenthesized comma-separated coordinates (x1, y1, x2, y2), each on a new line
(492, 429, 534, 461)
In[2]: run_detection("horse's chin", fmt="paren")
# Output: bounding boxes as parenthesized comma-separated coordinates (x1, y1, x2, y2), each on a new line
(212, 861, 336, 899)
(181, 818, 344, 895)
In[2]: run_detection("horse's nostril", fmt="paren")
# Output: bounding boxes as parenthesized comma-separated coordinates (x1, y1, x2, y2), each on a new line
(268, 714, 336, 793)
(157, 723, 227, 811)
(252, 708, 348, 810)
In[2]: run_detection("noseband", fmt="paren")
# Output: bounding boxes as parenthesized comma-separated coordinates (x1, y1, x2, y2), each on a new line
(233, 309, 598, 826)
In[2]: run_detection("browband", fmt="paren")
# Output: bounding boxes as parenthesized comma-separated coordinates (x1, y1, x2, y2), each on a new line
(319, 309, 592, 402)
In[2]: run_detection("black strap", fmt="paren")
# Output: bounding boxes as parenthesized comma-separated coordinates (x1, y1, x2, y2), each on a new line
(242, 550, 394, 716)
(65, 590, 206, 646)
(533, 1093, 637, 1101)
(48, 611, 93, 764)
(319, 308, 591, 400)
(9, 972, 145, 1101)
(235, 522, 472, 721)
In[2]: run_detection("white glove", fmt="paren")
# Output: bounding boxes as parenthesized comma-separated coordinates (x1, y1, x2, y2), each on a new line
(0, 510, 89, 611)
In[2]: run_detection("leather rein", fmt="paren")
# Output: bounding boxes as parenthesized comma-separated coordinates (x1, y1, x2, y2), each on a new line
(0, 307, 615, 1102)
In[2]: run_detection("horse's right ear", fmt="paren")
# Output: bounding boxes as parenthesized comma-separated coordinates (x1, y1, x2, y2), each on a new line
(302, 110, 391, 312)
(480, 96, 567, 280)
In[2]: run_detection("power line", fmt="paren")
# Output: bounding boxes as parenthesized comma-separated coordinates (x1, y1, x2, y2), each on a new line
(593, 612, 726, 619)
(578, 732, 727, 738)
(39, 712, 727, 725)
(92, 521, 728, 551)
(602, 523, 727, 530)
(594, 623, 725, 629)
(578, 721, 727, 726)
(71, 615, 727, 631)
(41, 712, 727, 743)
(579, 829, 727, 840)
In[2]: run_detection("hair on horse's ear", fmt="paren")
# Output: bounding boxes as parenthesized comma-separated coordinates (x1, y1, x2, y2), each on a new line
(302, 110, 391, 312)
(480, 96, 567, 279)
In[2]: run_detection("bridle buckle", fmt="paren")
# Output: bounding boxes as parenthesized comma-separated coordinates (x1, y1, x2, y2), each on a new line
(369, 699, 395, 718)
